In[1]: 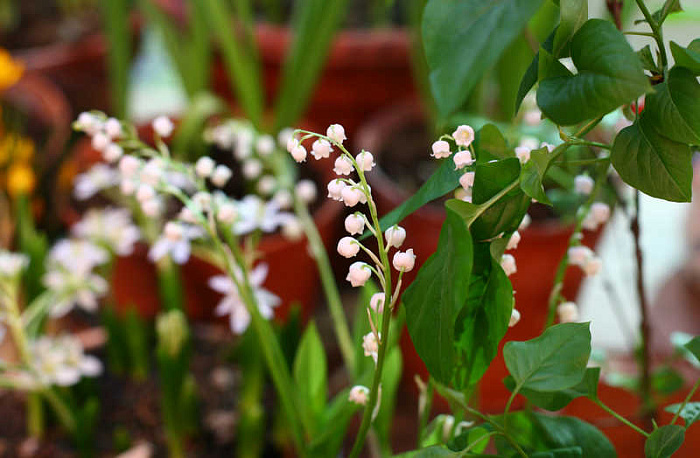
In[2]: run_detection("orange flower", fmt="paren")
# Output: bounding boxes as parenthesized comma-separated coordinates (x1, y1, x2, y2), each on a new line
(6, 163, 36, 197)
(0, 48, 24, 93)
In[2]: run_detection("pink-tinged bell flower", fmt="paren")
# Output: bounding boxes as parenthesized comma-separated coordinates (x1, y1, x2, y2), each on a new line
(347, 262, 372, 287)
(452, 125, 475, 147)
(393, 249, 416, 272)
(431, 140, 451, 159)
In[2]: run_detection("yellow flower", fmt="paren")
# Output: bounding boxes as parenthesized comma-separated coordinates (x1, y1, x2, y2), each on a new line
(0, 48, 23, 93)
(0, 133, 34, 166)
(6, 163, 36, 197)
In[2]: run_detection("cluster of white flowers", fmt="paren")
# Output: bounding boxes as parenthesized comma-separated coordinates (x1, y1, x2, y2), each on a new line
(43, 239, 109, 317)
(71, 207, 140, 256)
(430, 125, 476, 203)
(209, 264, 280, 334)
(74, 112, 124, 163)
(568, 245, 602, 277)
(19, 335, 102, 388)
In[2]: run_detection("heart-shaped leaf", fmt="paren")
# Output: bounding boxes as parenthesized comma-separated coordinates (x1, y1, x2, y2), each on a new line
(552, 0, 587, 57)
(684, 336, 700, 363)
(520, 147, 553, 205)
(537, 19, 650, 125)
(671, 39, 700, 75)
(645, 67, 700, 144)
(504, 322, 591, 392)
(535, 414, 617, 458)
(645, 425, 685, 458)
(503, 367, 600, 411)
(423, 0, 545, 117)
(611, 115, 693, 202)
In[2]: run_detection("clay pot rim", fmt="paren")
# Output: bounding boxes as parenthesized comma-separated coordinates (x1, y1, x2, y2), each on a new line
(355, 102, 586, 238)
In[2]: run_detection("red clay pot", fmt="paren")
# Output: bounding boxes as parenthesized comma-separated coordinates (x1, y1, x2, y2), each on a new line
(70, 125, 343, 323)
(355, 104, 603, 410)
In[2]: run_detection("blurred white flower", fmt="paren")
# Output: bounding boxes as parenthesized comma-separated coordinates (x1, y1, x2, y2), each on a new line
(362, 332, 379, 363)
(348, 385, 370, 405)
(233, 196, 295, 235)
(0, 250, 29, 280)
(25, 335, 102, 387)
(73, 164, 120, 200)
(153, 116, 174, 138)
(71, 208, 140, 256)
(148, 222, 204, 265)
(209, 264, 280, 334)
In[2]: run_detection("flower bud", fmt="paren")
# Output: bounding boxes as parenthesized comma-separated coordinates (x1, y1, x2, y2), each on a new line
(141, 199, 161, 217)
(356, 151, 375, 171)
(519, 214, 531, 230)
(195, 156, 216, 178)
(574, 175, 594, 195)
(273, 189, 293, 209)
(506, 230, 521, 250)
(286, 136, 299, 154)
(333, 155, 354, 175)
(347, 262, 371, 287)
(136, 184, 156, 203)
(590, 202, 611, 225)
(243, 159, 263, 179)
(311, 139, 332, 160)
(257, 175, 276, 196)
(431, 140, 451, 159)
(515, 146, 531, 163)
(278, 128, 294, 148)
(362, 332, 379, 362)
(179, 207, 197, 224)
(211, 165, 232, 187)
(524, 109, 542, 126)
(583, 257, 602, 276)
(120, 178, 136, 196)
(91, 132, 110, 152)
(192, 191, 212, 211)
(341, 186, 364, 207)
(327, 124, 347, 144)
(393, 249, 416, 272)
(459, 171, 475, 190)
(455, 187, 472, 203)
(290, 144, 307, 163)
(103, 144, 123, 163)
(452, 125, 475, 147)
(327, 179, 346, 201)
(384, 225, 406, 249)
(337, 237, 360, 258)
(500, 254, 517, 276)
(156, 309, 189, 357)
(153, 116, 174, 138)
(557, 302, 579, 323)
(119, 155, 141, 177)
(567, 246, 593, 266)
(217, 202, 237, 224)
(282, 218, 304, 241)
(453, 151, 474, 169)
(519, 136, 539, 151)
(255, 135, 275, 156)
(348, 385, 370, 405)
(345, 214, 365, 235)
(369, 292, 385, 314)
(104, 117, 122, 138)
(295, 179, 317, 203)
(164, 221, 184, 241)
(509, 308, 521, 327)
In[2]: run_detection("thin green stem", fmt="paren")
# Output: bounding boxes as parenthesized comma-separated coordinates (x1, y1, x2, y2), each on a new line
(634, 0, 668, 69)
(671, 378, 700, 425)
(41, 389, 77, 434)
(595, 399, 649, 437)
(572, 140, 612, 150)
(294, 197, 356, 376)
(27, 394, 44, 438)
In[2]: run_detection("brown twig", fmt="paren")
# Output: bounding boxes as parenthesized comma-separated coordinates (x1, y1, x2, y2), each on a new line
(606, 0, 624, 30)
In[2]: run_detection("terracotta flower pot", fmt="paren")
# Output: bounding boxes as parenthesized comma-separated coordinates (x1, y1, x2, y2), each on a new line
(70, 124, 342, 323)
(355, 104, 603, 409)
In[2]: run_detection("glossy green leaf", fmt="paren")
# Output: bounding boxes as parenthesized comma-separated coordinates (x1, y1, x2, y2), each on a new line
(665, 402, 700, 428)
(404, 208, 473, 384)
(476, 124, 513, 160)
(537, 19, 650, 125)
(645, 67, 700, 144)
(552, 0, 587, 57)
(651, 0, 683, 25)
(503, 367, 600, 411)
(516, 29, 556, 113)
(504, 322, 591, 392)
(520, 147, 553, 205)
(423, 0, 545, 117)
(293, 322, 327, 426)
(374, 156, 462, 237)
(449, 426, 491, 454)
(684, 336, 700, 363)
(610, 115, 693, 202)
(453, 246, 514, 388)
(645, 425, 685, 458)
(535, 414, 616, 458)
(670, 40, 700, 75)
(531, 448, 582, 458)
(471, 158, 531, 241)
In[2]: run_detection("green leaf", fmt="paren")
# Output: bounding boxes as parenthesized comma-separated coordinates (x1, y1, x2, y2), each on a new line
(520, 147, 553, 205)
(537, 19, 650, 125)
(552, 0, 587, 57)
(535, 414, 616, 458)
(101, 0, 132, 118)
(515, 29, 556, 114)
(651, 366, 685, 395)
(375, 347, 403, 449)
(273, 0, 348, 130)
(476, 123, 513, 160)
(423, 0, 545, 117)
(684, 336, 700, 363)
(503, 367, 600, 411)
(453, 246, 514, 388)
(645, 67, 700, 144)
(293, 322, 327, 427)
(307, 390, 360, 458)
(471, 158, 531, 241)
(665, 402, 700, 428)
(531, 448, 582, 458)
(171, 92, 226, 160)
(670, 40, 700, 75)
(651, 0, 683, 25)
(449, 426, 491, 454)
(504, 322, 591, 392)
(645, 425, 685, 458)
(638, 45, 661, 74)
(404, 208, 473, 384)
(375, 157, 462, 237)
(610, 115, 693, 202)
